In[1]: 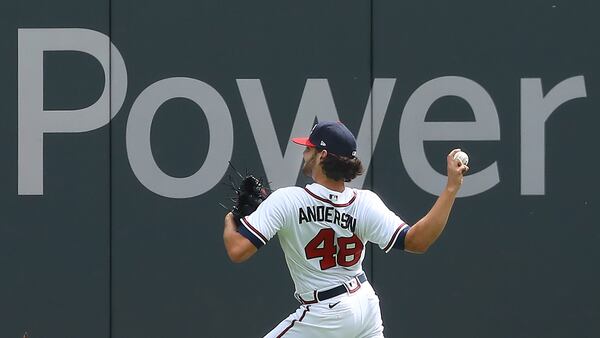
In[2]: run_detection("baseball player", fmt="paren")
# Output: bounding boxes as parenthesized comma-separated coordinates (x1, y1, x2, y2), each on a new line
(223, 121, 468, 337)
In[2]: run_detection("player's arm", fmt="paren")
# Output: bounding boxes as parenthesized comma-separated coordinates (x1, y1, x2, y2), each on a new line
(223, 212, 258, 263)
(404, 149, 469, 254)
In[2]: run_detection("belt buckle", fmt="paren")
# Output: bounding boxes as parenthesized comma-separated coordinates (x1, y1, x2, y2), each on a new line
(344, 276, 362, 294)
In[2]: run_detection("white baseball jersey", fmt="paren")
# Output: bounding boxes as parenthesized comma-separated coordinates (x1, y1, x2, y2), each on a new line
(239, 182, 409, 295)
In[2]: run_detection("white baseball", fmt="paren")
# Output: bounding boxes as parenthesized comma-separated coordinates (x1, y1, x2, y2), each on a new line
(453, 151, 469, 165)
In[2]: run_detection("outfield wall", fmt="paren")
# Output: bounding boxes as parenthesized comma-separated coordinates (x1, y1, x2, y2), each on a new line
(1, 1, 598, 337)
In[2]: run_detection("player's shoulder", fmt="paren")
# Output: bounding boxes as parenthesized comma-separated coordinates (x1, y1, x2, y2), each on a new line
(354, 188, 386, 206)
(271, 186, 305, 196)
(354, 188, 381, 200)
(265, 186, 307, 204)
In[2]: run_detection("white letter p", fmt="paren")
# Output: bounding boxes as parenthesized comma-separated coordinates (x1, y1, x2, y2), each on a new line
(18, 28, 127, 195)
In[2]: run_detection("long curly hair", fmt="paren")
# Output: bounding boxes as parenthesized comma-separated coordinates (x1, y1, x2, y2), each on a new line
(320, 152, 364, 182)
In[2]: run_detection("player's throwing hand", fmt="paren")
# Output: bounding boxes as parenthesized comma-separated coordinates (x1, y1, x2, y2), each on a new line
(447, 149, 469, 190)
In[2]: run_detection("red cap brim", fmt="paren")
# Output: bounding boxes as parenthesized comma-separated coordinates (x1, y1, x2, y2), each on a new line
(291, 137, 316, 147)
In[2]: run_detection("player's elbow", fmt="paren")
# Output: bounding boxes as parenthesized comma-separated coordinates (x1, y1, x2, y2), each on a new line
(223, 241, 243, 263)
(226, 246, 247, 263)
(228, 253, 246, 263)
(403, 230, 431, 254)
(224, 239, 256, 263)
(404, 240, 430, 254)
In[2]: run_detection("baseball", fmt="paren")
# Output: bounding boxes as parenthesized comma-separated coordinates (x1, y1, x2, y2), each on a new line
(453, 151, 469, 165)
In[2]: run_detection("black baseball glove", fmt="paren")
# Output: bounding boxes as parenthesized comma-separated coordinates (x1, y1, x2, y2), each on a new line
(222, 163, 270, 225)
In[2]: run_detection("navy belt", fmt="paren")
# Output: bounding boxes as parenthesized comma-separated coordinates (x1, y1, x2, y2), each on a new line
(296, 273, 368, 304)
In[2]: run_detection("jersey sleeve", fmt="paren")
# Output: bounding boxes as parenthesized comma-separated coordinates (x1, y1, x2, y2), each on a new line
(360, 191, 410, 253)
(237, 188, 289, 249)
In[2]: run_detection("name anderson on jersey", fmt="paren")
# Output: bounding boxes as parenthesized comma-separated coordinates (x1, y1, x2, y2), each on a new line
(298, 206, 357, 233)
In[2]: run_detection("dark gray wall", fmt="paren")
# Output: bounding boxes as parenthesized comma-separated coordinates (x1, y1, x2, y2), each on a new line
(1, 1, 598, 338)
(1, 1, 110, 338)
(372, 2, 598, 337)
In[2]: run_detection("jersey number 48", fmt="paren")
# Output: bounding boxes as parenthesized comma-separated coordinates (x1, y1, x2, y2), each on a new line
(304, 228, 364, 270)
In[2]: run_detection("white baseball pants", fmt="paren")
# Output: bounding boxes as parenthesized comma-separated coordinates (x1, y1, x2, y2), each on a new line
(263, 282, 384, 338)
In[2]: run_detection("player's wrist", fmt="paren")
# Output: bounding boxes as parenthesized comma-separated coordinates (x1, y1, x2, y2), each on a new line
(444, 183, 460, 194)
(225, 212, 239, 228)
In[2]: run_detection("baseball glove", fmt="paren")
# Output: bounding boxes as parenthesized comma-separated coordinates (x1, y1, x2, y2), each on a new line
(222, 163, 270, 224)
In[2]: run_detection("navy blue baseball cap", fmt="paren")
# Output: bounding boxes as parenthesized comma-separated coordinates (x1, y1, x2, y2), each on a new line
(291, 121, 357, 158)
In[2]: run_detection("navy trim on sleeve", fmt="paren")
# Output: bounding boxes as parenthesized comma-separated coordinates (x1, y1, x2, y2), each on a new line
(237, 223, 265, 249)
(392, 226, 411, 251)
(383, 223, 408, 253)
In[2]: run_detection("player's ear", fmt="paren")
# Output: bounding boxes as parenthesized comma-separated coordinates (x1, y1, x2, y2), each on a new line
(319, 149, 328, 161)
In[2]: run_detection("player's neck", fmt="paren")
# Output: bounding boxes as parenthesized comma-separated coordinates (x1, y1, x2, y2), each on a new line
(313, 172, 345, 193)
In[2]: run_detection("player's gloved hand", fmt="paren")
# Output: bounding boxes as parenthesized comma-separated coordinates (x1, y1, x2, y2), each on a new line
(447, 149, 469, 191)
(220, 163, 271, 226)
(231, 175, 270, 219)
